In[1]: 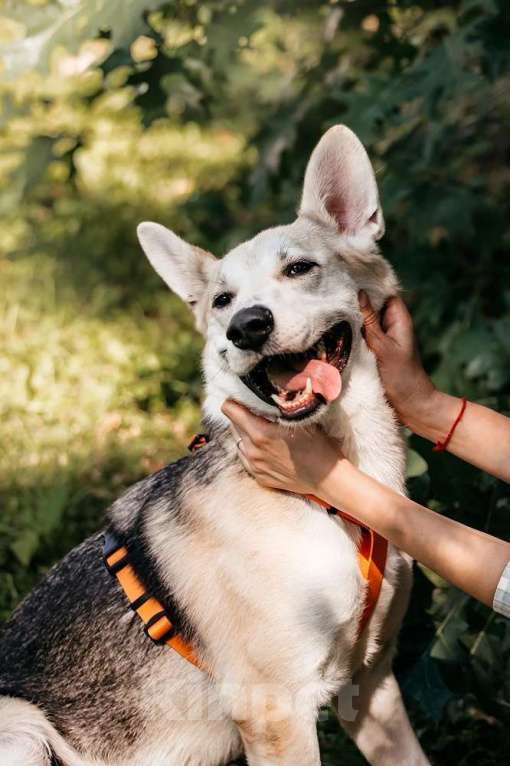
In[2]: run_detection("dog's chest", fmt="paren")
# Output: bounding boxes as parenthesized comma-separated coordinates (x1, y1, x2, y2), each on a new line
(223, 492, 361, 612)
(160, 477, 364, 687)
(230, 497, 365, 676)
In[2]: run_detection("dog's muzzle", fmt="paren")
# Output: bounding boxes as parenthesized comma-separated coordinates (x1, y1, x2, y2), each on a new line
(239, 320, 353, 421)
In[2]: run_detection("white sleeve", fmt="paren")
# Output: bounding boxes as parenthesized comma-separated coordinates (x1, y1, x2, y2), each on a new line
(493, 561, 510, 618)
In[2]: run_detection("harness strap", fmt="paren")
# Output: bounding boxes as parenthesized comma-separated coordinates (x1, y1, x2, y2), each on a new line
(357, 524, 388, 635)
(103, 432, 387, 671)
(103, 533, 201, 669)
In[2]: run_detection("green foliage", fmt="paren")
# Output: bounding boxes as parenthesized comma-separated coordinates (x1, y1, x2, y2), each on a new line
(0, 0, 509, 762)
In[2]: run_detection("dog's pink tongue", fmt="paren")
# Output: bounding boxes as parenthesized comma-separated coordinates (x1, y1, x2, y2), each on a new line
(283, 360, 342, 403)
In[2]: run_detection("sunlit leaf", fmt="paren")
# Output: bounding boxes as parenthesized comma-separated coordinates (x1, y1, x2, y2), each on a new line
(406, 449, 428, 479)
(0, 0, 163, 79)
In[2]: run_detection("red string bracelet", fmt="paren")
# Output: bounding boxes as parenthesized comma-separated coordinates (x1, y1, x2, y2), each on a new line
(432, 397, 467, 452)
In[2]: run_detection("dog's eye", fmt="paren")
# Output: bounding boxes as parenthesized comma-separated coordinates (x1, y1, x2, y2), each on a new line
(212, 292, 233, 309)
(283, 260, 317, 278)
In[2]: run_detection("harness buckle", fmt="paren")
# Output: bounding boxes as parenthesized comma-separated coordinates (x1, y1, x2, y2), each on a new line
(103, 533, 129, 575)
(143, 610, 176, 645)
(188, 433, 209, 452)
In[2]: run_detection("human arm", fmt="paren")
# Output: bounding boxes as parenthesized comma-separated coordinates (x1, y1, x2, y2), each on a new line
(320, 456, 510, 610)
(221, 400, 510, 611)
(359, 291, 510, 482)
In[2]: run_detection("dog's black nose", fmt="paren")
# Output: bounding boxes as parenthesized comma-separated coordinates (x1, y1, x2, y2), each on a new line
(227, 305, 274, 351)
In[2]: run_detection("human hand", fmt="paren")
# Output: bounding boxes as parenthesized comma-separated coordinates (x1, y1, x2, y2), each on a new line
(359, 291, 437, 429)
(221, 400, 342, 496)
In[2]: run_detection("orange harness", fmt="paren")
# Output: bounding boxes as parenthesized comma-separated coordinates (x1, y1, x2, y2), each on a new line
(103, 535, 202, 668)
(103, 434, 387, 671)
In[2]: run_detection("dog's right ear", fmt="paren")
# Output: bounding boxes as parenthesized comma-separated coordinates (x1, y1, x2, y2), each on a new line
(137, 222, 216, 331)
(299, 125, 384, 243)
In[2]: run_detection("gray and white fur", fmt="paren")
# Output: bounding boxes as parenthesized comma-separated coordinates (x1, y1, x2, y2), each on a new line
(0, 126, 430, 766)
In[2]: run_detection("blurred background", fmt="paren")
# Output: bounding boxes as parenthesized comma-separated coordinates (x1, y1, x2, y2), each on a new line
(0, 0, 509, 763)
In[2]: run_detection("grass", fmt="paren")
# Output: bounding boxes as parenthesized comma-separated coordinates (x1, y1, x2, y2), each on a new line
(0, 234, 204, 619)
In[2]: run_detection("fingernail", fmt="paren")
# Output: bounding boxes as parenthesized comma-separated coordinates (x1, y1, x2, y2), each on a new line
(358, 290, 368, 308)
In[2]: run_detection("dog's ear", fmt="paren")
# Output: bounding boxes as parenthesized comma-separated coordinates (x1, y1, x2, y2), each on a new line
(299, 125, 384, 241)
(137, 222, 216, 332)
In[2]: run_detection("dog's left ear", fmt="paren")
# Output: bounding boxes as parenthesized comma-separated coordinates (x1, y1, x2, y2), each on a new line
(137, 221, 216, 333)
(299, 125, 384, 242)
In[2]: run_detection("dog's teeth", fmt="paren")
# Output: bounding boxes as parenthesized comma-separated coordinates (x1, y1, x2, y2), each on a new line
(317, 340, 327, 361)
(305, 377, 312, 394)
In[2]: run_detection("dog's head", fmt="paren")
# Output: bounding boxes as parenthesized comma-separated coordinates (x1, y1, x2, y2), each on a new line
(138, 125, 398, 427)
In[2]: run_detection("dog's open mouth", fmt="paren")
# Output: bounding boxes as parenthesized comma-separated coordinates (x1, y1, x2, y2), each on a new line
(241, 321, 352, 420)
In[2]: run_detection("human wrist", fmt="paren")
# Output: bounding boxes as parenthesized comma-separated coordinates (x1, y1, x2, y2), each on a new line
(397, 383, 443, 436)
(316, 456, 356, 509)
(404, 389, 462, 444)
(318, 458, 380, 522)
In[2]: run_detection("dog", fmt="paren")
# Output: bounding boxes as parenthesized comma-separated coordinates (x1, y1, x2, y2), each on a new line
(0, 125, 430, 766)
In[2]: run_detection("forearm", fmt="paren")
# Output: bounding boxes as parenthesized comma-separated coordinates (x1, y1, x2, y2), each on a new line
(406, 391, 510, 482)
(319, 459, 510, 608)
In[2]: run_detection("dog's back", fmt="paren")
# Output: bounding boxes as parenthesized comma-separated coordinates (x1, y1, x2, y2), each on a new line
(0, 453, 241, 766)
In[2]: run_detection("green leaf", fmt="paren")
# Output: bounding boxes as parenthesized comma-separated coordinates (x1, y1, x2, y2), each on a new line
(401, 653, 453, 721)
(10, 529, 40, 567)
(418, 564, 449, 590)
(0, 0, 163, 79)
(461, 0, 498, 15)
(406, 449, 428, 479)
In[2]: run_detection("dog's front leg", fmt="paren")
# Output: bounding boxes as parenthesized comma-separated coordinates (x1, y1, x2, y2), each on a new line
(335, 646, 431, 766)
(235, 714, 320, 766)
(225, 683, 320, 766)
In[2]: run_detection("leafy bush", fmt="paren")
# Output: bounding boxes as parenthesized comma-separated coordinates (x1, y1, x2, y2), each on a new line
(1, 1, 509, 762)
